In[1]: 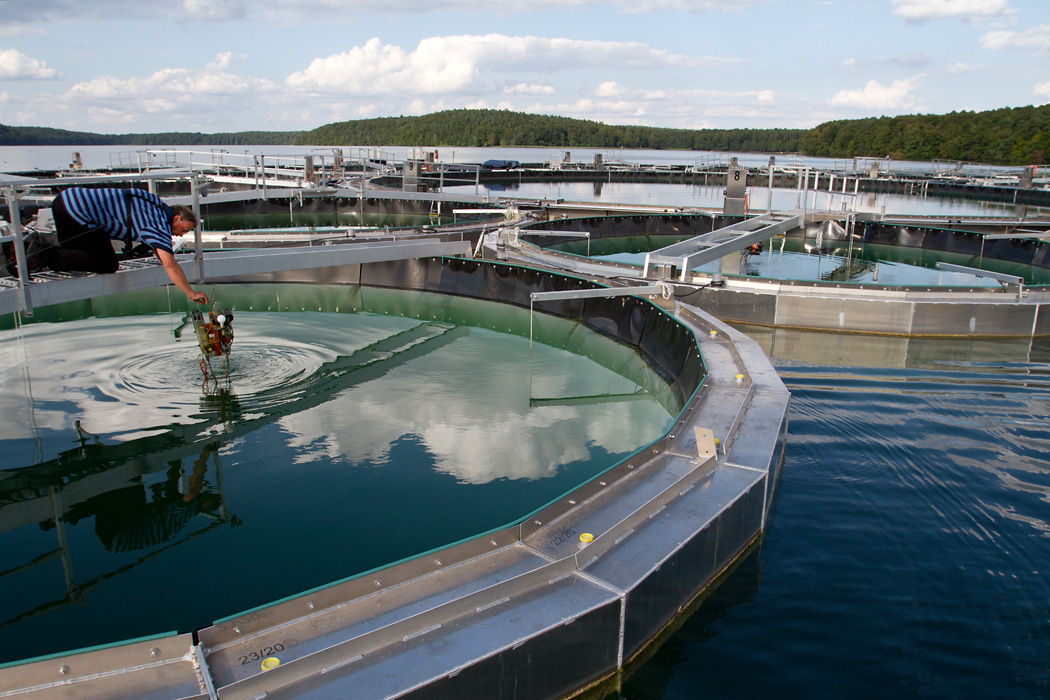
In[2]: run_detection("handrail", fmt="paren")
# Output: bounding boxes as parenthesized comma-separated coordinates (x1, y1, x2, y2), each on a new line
(2, 173, 206, 316)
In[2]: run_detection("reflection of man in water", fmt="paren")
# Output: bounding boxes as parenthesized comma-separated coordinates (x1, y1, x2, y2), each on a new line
(85, 442, 223, 553)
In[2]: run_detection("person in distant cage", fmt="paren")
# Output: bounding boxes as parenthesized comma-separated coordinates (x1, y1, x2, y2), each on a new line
(9, 186, 208, 305)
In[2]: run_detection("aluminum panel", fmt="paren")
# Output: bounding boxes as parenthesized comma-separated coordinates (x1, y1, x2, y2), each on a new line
(911, 301, 1037, 336)
(682, 287, 779, 327)
(395, 598, 621, 700)
(251, 575, 621, 700)
(523, 454, 704, 561)
(716, 479, 766, 561)
(584, 463, 765, 591)
(776, 294, 915, 334)
(200, 541, 541, 685)
(724, 393, 792, 473)
(0, 634, 203, 700)
(581, 464, 765, 661)
(619, 523, 720, 662)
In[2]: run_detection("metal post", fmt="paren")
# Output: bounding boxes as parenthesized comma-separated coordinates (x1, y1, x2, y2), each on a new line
(767, 161, 774, 213)
(4, 186, 31, 315)
(801, 167, 810, 216)
(192, 178, 204, 284)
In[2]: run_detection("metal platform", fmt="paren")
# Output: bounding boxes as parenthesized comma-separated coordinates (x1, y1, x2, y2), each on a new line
(0, 238, 472, 317)
(642, 211, 804, 280)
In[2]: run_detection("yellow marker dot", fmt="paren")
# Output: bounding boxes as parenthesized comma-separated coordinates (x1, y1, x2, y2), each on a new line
(261, 657, 281, 672)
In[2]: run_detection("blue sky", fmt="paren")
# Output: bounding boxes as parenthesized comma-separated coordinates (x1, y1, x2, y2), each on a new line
(0, 0, 1047, 134)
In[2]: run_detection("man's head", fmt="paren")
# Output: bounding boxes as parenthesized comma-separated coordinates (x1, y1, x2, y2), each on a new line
(172, 205, 198, 236)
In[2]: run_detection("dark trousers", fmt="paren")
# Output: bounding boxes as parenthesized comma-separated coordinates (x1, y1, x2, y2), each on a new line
(50, 195, 120, 273)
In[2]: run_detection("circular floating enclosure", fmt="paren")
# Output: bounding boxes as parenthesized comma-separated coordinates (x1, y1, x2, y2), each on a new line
(0, 260, 706, 666)
(521, 215, 1050, 285)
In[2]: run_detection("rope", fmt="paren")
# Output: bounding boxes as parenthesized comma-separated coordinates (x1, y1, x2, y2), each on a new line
(13, 311, 43, 463)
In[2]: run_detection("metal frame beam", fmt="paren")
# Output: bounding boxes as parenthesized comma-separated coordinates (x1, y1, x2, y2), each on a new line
(643, 212, 804, 281)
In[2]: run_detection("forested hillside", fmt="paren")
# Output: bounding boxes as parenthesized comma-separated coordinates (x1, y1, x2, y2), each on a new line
(0, 124, 300, 146)
(3, 104, 1048, 165)
(296, 110, 806, 153)
(799, 104, 1049, 165)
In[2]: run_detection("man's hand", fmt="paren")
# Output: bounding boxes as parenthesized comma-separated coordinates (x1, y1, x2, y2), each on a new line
(156, 249, 209, 304)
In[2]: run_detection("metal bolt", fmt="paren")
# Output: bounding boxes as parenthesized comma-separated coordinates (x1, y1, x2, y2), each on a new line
(150, 648, 160, 658)
(435, 558, 444, 566)
(234, 627, 242, 634)
(308, 602, 317, 610)
(490, 539, 499, 546)
(375, 579, 383, 587)
(59, 666, 70, 676)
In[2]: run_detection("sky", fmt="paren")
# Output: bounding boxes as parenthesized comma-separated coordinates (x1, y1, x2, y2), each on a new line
(0, 0, 1047, 135)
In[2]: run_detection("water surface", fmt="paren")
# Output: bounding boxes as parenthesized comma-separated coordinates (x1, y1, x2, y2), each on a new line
(602, 332, 1050, 700)
(0, 285, 679, 664)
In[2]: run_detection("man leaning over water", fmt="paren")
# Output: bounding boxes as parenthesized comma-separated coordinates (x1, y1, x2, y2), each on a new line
(5, 186, 209, 305)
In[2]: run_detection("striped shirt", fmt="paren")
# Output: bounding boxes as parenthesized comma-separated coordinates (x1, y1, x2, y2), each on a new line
(59, 187, 175, 254)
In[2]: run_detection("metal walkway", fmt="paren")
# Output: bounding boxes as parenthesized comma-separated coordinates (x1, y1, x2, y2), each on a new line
(642, 211, 804, 280)
(0, 238, 472, 317)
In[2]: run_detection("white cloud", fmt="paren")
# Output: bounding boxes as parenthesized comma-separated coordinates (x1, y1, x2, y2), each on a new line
(829, 76, 923, 110)
(945, 61, 973, 73)
(47, 62, 276, 127)
(892, 0, 1012, 22)
(981, 25, 1050, 56)
(595, 81, 626, 97)
(285, 35, 706, 95)
(842, 58, 858, 71)
(503, 83, 555, 95)
(69, 67, 271, 101)
(0, 48, 58, 80)
(524, 97, 648, 121)
(207, 52, 246, 70)
(1036, 82, 1050, 104)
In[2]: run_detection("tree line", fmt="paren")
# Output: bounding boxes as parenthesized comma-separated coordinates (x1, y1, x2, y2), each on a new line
(799, 104, 1049, 165)
(2, 104, 1048, 165)
(0, 124, 297, 147)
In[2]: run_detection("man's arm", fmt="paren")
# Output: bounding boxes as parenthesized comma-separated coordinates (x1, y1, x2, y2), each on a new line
(156, 249, 209, 305)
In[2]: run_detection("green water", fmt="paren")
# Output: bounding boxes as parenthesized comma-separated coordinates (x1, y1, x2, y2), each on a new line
(0, 284, 680, 664)
(549, 235, 1050, 286)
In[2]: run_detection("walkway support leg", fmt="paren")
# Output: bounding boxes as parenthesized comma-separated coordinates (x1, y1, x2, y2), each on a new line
(3, 186, 32, 316)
